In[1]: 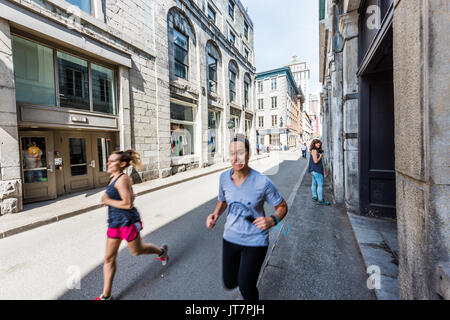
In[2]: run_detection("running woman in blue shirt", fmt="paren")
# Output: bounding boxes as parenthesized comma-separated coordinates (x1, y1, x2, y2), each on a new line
(206, 135, 288, 300)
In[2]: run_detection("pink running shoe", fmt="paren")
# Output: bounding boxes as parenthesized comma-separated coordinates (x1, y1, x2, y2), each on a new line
(94, 294, 112, 300)
(156, 244, 169, 266)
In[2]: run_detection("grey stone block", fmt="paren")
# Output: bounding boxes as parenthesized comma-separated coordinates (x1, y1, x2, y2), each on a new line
(0, 180, 20, 200)
(160, 168, 172, 178)
(1, 197, 19, 214)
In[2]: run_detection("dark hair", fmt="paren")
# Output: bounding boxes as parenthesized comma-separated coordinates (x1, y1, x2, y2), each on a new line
(230, 134, 250, 153)
(113, 149, 143, 171)
(309, 139, 322, 152)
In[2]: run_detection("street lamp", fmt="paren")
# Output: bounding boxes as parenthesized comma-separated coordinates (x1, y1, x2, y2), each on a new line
(227, 119, 235, 130)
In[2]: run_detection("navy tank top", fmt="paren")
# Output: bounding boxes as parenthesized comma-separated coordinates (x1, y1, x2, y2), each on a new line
(308, 150, 324, 175)
(106, 173, 141, 228)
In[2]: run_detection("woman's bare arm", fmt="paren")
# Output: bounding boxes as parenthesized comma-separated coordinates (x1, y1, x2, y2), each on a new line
(101, 176, 134, 210)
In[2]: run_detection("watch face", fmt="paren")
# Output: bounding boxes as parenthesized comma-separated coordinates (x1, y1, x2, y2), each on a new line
(245, 216, 255, 223)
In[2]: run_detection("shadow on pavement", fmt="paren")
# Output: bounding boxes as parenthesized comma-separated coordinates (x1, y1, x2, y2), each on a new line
(58, 156, 307, 300)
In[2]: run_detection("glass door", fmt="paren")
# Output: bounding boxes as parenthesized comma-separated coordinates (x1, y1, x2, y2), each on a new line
(61, 132, 94, 193)
(91, 132, 116, 187)
(20, 132, 57, 203)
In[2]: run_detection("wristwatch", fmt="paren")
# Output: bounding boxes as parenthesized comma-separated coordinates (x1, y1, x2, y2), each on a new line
(270, 215, 280, 226)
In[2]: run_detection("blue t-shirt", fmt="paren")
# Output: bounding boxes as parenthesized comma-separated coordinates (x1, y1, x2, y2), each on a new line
(218, 168, 283, 247)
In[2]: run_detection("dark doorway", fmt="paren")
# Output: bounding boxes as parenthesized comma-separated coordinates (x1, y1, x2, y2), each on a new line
(359, 27, 395, 219)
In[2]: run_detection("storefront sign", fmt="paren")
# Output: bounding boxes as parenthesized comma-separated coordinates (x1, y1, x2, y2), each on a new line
(70, 115, 88, 123)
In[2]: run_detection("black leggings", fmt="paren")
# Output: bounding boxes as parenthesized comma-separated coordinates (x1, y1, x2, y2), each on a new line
(222, 239, 268, 301)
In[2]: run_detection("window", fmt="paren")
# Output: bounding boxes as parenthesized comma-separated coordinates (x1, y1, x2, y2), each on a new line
(245, 119, 252, 137)
(97, 138, 112, 173)
(270, 134, 280, 145)
(12, 35, 117, 114)
(271, 96, 277, 109)
(170, 103, 196, 157)
(92, 63, 116, 114)
(258, 81, 263, 93)
(66, 0, 91, 14)
(258, 116, 264, 128)
(174, 29, 189, 80)
(271, 78, 277, 90)
(207, 54, 218, 93)
(170, 103, 194, 122)
(208, 110, 220, 154)
(229, 31, 236, 47)
(170, 123, 195, 157)
(228, 0, 235, 19)
(12, 35, 56, 106)
(244, 22, 249, 40)
(229, 70, 236, 102)
(272, 115, 277, 127)
(244, 48, 249, 61)
(244, 81, 249, 109)
(258, 99, 264, 110)
(58, 51, 90, 110)
(207, 5, 216, 23)
(230, 115, 239, 130)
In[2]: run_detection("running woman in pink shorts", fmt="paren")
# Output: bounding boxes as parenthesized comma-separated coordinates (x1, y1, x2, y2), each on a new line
(95, 150, 168, 300)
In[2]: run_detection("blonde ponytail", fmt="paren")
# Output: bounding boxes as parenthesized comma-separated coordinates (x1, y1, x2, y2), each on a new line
(114, 149, 142, 171)
(125, 149, 143, 171)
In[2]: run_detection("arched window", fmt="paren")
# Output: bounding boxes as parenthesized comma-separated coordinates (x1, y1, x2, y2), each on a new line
(228, 60, 239, 103)
(206, 41, 221, 94)
(167, 7, 196, 81)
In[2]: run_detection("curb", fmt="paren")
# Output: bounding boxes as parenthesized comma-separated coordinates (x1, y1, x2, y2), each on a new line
(344, 211, 399, 300)
(344, 211, 380, 300)
(0, 154, 270, 240)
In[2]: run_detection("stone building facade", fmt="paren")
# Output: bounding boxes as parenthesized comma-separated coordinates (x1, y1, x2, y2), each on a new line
(0, 0, 256, 214)
(319, 0, 449, 299)
(255, 67, 302, 150)
(288, 56, 311, 114)
(309, 94, 321, 138)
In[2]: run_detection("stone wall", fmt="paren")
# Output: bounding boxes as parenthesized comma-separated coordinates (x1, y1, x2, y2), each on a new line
(394, 0, 450, 299)
(339, 9, 359, 213)
(0, 18, 21, 215)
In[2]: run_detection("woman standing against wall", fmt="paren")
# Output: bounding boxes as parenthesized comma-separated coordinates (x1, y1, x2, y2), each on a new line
(309, 139, 331, 205)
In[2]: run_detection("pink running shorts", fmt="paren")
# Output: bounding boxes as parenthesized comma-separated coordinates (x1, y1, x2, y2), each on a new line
(107, 221, 143, 242)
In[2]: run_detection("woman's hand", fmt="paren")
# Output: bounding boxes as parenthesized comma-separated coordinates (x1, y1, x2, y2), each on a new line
(101, 193, 110, 205)
(206, 213, 219, 229)
(253, 217, 276, 231)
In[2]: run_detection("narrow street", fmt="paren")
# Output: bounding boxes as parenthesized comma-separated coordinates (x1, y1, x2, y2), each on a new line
(0, 151, 373, 300)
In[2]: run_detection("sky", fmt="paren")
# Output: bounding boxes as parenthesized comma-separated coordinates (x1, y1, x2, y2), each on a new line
(243, 0, 322, 95)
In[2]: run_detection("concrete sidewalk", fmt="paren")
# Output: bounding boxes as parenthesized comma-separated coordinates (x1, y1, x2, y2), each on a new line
(346, 212, 399, 300)
(258, 170, 399, 300)
(0, 153, 270, 239)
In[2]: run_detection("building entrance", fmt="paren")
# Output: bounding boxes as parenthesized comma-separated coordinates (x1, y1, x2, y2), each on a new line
(20, 130, 116, 203)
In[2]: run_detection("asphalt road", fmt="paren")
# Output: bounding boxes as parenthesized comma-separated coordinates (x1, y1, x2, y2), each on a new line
(0, 151, 305, 300)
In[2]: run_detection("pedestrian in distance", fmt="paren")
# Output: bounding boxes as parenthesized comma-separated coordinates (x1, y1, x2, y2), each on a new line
(309, 139, 331, 205)
(301, 143, 307, 158)
(95, 150, 169, 300)
(206, 134, 288, 300)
